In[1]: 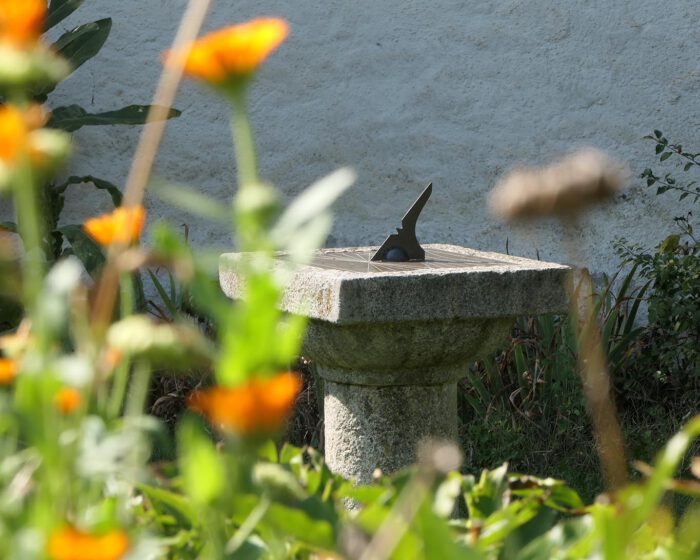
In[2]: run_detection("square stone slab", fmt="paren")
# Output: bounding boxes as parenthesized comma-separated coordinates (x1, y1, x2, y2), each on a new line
(219, 243, 570, 324)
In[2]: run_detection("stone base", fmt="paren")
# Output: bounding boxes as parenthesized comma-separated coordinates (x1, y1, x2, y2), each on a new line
(323, 377, 457, 484)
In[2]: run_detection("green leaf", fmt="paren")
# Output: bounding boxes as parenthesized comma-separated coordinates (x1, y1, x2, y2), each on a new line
(138, 484, 198, 528)
(151, 180, 228, 222)
(262, 502, 336, 550)
(271, 167, 356, 261)
(54, 18, 112, 73)
(58, 224, 105, 277)
(54, 175, 123, 206)
(48, 104, 181, 132)
(45, 0, 86, 31)
(655, 144, 664, 154)
(147, 270, 178, 317)
(464, 464, 509, 520)
(654, 130, 663, 138)
(660, 151, 672, 162)
(178, 417, 226, 505)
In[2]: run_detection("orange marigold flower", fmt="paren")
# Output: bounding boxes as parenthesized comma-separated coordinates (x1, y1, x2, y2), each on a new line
(0, 0, 45, 47)
(83, 206, 146, 246)
(48, 526, 129, 560)
(172, 18, 289, 84)
(0, 104, 29, 163)
(54, 387, 81, 414)
(189, 372, 302, 435)
(0, 103, 48, 166)
(0, 357, 17, 385)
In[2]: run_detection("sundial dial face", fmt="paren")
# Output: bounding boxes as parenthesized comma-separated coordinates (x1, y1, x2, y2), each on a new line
(306, 247, 510, 273)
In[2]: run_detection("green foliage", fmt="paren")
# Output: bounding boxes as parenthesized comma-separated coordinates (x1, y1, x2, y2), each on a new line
(617, 131, 700, 379)
(135, 429, 700, 559)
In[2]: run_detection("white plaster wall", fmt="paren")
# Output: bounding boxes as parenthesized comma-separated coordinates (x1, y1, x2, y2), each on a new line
(3, 1, 699, 275)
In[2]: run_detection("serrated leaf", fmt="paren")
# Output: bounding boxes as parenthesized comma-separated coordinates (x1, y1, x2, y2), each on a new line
(54, 175, 123, 206)
(48, 104, 181, 132)
(45, 0, 86, 30)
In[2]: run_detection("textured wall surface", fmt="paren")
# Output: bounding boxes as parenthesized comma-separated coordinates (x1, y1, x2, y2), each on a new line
(3, 1, 698, 275)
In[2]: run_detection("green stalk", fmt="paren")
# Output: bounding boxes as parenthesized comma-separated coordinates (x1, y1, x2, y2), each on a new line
(13, 156, 44, 312)
(125, 360, 152, 418)
(107, 361, 131, 419)
(229, 85, 258, 188)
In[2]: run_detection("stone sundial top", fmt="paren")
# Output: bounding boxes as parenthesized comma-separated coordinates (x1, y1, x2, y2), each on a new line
(220, 244, 570, 324)
(220, 181, 569, 323)
(304, 246, 511, 274)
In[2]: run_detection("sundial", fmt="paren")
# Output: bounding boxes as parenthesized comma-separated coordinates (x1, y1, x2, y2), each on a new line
(302, 183, 512, 273)
(308, 246, 511, 273)
(219, 182, 570, 485)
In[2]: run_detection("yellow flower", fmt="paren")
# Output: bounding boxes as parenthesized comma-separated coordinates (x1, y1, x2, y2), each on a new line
(189, 372, 302, 436)
(54, 387, 82, 415)
(0, 357, 17, 385)
(170, 18, 289, 84)
(0, 0, 45, 47)
(48, 527, 129, 560)
(83, 206, 146, 246)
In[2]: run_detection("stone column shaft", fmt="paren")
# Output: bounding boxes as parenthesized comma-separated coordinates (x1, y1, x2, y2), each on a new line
(322, 377, 457, 484)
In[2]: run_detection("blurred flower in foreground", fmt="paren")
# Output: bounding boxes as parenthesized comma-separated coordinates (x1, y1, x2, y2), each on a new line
(0, 0, 45, 47)
(0, 0, 68, 88)
(83, 206, 146, 246)
(0, 357, 17, 385)
(189, 372, 301, 436)
(54, 387, 82, 415)
(489, 148, 629, 221)
(169, 18, 289, 85)
(47, 526, 129, 560)
(0, 104, 70, 189)
(0, 104, 44, 161)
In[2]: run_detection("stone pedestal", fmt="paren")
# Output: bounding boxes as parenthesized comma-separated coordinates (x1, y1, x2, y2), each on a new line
(220, 244, 569, 483)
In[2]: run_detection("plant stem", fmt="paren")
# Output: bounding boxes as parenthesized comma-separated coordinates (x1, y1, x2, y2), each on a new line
(126, 360, 152, 418)
(230, 86, 259, 188)
(13, 156, 44, 313)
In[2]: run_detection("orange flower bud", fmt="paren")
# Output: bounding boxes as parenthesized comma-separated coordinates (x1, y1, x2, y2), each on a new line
(83, 206, 146, 246)
(189, 372, 301, 436)
(0, 357, 17, 385)
(48, 526, 129, 560)
(54, 387, 81, 415)
(168, 18, 289, 84)
(0, 0, 45, 47)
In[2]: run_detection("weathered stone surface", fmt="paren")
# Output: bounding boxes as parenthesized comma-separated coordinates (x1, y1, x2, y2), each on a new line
(304, 317, 513, 385)
(323, 379, 458, 483)
(220, 244, 570, 324)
